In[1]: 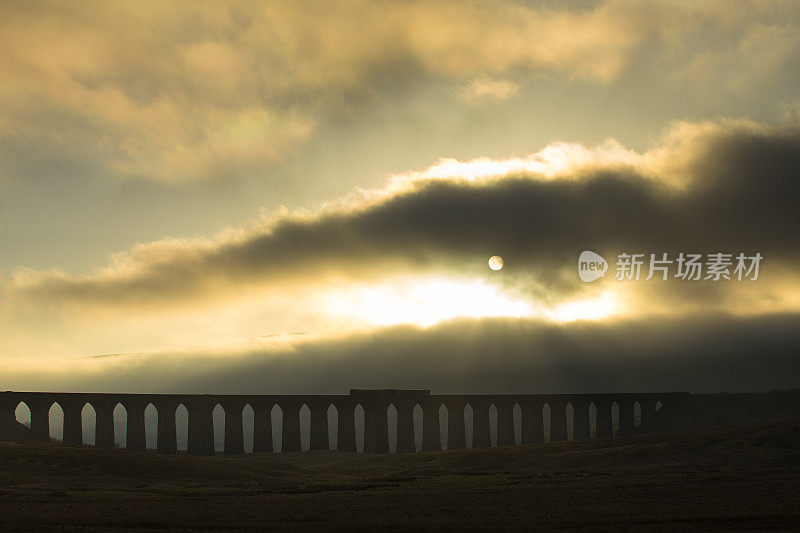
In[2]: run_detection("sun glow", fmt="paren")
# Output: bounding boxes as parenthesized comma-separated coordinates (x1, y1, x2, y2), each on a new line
(322, 277, 620, 327)
(323, 277, 533, 327)
(387, 139, 638, 186)
(551, 293, 618, 322)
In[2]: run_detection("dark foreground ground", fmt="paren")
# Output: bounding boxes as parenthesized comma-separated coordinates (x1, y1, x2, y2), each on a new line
(1, 421, 799, 531)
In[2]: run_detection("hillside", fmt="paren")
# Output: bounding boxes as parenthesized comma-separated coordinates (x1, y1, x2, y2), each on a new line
(1, 421, 799, 530)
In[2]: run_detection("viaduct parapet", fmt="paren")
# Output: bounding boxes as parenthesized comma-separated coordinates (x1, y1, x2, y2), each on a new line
(0, 390, 690, 455)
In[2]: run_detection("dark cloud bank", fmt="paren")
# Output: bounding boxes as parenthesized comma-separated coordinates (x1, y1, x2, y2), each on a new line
(21, 312, 800, 395)
(11, 120, 800, 307)
(5, 120, 799, 395)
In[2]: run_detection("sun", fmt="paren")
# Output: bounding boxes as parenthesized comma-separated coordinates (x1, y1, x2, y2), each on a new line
(488, 255, 504, 271)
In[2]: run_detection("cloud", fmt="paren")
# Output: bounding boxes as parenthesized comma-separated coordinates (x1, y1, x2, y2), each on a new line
(458, 77, 520, 104)
(4, 117, 799, 320)
(1, 1, 800, 183)
(5, 313, 800, 394)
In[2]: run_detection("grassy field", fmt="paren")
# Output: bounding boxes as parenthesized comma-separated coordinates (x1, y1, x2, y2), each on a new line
(1, 421, 799, 531)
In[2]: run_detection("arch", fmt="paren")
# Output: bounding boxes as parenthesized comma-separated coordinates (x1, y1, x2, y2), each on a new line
(81, 403, 96, 446)
(386, 403, 398, 454)
(354, 403, 365, 453)
(464, 402, 474, 448)
(212, 404, 225, 452)
(512, 403, 522, 445)
(113, 403, 127, 448)
(270, 404, 283, 453)
(565, 402, 574, 441)
(144, 403, 158, 449)
(611, 401, 620, 436)
(488, 403, 498, 447)
(14, 401, 31, 428)
(49, 402, 64, 441)
(633, 400, 642, 432)
(542, 402, 551, 443)
(243, 404, 255, 454)
(327, 404, 338, 451)
(176, 403, 189, 451)
(412, 403, 423, 452)
(589, 402, 598, 438)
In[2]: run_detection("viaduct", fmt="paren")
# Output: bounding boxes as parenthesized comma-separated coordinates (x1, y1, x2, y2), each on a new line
(0, 389, 690, 455)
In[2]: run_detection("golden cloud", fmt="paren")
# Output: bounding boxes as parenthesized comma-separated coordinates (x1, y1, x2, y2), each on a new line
(3, 117, 799, 314)
(1, 1, 798, 182)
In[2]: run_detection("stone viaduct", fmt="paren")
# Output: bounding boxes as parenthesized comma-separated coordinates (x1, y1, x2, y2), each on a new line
(0, 389, 690, 455)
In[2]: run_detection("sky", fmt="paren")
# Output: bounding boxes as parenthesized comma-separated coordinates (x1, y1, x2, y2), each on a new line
(1, 0, 799, 395)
